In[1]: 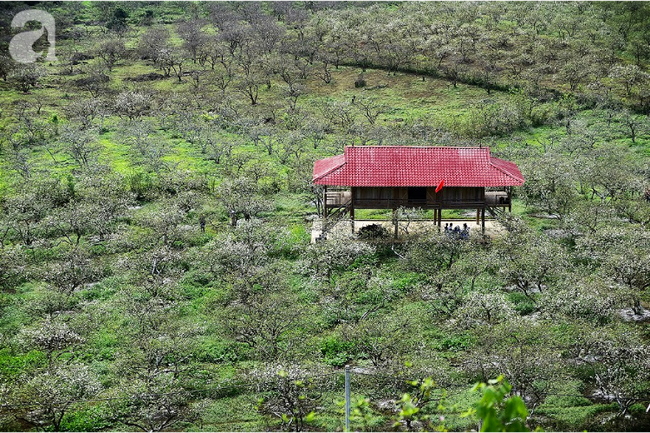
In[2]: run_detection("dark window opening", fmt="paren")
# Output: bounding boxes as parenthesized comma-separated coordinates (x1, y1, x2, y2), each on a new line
(408, 187, 427, 202)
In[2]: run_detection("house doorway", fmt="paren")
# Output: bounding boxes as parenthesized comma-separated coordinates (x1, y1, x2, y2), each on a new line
(408, 187, 427, 203)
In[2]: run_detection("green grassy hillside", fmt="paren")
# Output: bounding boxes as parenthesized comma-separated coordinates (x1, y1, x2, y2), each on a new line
(0, 2, 650, 432)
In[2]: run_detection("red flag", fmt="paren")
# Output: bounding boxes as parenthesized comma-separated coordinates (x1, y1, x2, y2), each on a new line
(435, 179, 444, 193)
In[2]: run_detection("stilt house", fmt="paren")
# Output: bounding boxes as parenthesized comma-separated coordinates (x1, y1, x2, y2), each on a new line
(313, 146, 525, 234)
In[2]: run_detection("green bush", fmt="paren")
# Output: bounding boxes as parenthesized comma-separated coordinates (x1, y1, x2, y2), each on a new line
(86, 329, 118, 362)
(507, 292, 537, 315)
(126, 171, 154, 201)
(60, 404, 112, 432)
(181, 269, 213, 289)
(196, 341, 239, 364)
(321, 336, 356, 367)
(392, 273, 424, 294)
(357, 223, 390, 240)
(439, 334, 472, 351)
(0, 349, 47, 378)
(88, 243, 107, 256)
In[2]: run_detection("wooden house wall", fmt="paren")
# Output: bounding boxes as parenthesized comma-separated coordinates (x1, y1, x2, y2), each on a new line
(441, 187, 484, 203)
(353, 187, 394, 208)
(426, 188, 437, 202)
(352, 186, 487, 209)
(395, 188, 408, 201)
(354, 187, 391, 200)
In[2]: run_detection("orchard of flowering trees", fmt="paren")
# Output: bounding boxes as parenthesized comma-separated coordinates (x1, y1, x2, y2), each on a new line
(0, 1, 650, 431)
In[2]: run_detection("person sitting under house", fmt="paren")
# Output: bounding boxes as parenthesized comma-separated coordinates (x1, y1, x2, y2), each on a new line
(461, 223, 470, 240)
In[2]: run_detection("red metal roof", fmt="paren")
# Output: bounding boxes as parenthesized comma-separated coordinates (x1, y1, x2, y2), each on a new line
(313, 146, 524, 187)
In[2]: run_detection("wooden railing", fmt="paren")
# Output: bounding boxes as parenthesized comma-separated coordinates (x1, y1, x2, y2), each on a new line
(351, 198, 487, 209)
(318, 199, 352, 240)
(325, 191, 351, 207)
(485, 191, 510, 207)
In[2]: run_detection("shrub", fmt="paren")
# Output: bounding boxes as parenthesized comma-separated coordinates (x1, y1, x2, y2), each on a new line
(439, 334, 472, 351)
(321, 336, 356, 367)
(0, 349, 47, 378)
(507, 292, 536, 316)
(195, 341, 239, 364)
(126, 171, 154, 201)
(358, 224, 389, 240)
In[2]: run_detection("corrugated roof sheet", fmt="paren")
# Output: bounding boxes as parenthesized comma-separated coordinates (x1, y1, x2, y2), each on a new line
(313, 146, 524, 187)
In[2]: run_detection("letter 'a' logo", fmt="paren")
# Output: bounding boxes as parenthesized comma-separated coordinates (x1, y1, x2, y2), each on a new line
(9, 10, 57, 64)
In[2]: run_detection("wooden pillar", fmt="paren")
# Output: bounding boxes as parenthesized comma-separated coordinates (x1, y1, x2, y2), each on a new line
(481, 207, 485, 234)
(350, 187, 355, 234)
(323, 186, 328, 219)
(476, 208, 480, 225)
(508, 187, 512, 213)
(437, 208, 442, 229)
(393, 208, 398, 239)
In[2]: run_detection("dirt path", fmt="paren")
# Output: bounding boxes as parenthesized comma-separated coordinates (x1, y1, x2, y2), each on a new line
(311, 218, 505, 242)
